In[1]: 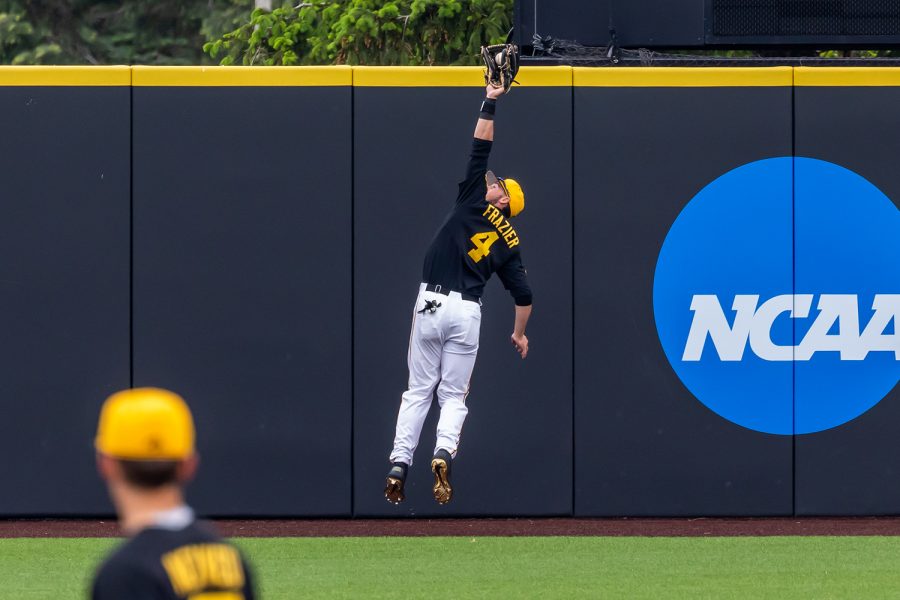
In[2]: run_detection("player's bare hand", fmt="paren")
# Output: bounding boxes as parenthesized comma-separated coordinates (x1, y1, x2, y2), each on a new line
(510, 333, 528, 359)
(486, 84, 505, 99)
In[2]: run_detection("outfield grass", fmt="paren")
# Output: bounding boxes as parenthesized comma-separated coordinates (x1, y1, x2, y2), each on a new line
(1, 536, 899, 599)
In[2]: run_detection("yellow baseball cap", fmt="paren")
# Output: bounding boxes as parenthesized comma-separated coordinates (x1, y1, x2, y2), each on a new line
(95, 388, 195, 460)
(503, 178, 525, 217)
(486, 171, 526, 218)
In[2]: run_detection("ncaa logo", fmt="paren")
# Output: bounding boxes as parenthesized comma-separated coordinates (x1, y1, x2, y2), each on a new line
(653, 158, 900, 435)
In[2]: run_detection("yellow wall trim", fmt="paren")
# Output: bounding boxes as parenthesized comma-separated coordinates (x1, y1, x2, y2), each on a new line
(3, 65, 900, 88)
(0, 66, 130, 86)
(353, 66, 483, 87)
(795, 67, 900, 86)
(512, 66, 572, 87)
(574, 67, 794, 87)
(353, 65, 571, 87)
(353, 65, 573, 87)
(132, 66, 352, 86)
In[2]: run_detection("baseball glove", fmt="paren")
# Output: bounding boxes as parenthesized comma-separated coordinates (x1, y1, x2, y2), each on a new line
(481, 30, 519, 93)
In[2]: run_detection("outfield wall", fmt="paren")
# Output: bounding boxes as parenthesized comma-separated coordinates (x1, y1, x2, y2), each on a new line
(0, 67, 130, 515)
(131, 67, 353, 517)
(0, 66, 896, 517)
(573, 68, 796, 516)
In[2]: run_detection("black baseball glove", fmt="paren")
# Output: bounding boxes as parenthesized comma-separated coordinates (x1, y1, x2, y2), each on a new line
(481, 30, 519, 93)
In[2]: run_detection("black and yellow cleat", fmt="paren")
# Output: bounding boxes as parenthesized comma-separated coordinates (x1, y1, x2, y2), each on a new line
(384, 462, 408, 504)
(430, 449, 453, 505)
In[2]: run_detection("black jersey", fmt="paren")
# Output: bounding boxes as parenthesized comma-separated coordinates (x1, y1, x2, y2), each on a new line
(421, 138, 532, 306)
(91, 520, 255, 600)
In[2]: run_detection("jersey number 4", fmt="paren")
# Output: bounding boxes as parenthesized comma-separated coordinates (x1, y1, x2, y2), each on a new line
(467, 231, 499, 263)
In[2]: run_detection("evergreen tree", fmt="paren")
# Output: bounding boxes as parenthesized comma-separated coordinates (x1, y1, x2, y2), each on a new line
(0, 0, 253, 65)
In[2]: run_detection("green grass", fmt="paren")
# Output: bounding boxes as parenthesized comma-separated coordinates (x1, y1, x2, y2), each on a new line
(3, 536, 900, 599)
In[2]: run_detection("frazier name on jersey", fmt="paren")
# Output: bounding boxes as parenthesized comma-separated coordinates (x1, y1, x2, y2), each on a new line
(481, 205, 520, 249)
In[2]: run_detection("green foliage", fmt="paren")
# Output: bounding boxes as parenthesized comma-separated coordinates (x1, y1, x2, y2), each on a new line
(204, 0, 513, 66)
(0, 1, 255, 65)
(0, 6, 61, 64)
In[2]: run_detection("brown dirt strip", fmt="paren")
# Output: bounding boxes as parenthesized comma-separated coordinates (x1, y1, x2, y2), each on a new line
(4, 518, 900, 538)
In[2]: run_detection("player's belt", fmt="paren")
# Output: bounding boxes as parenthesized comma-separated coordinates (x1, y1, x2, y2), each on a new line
(425, 283, 480, 303)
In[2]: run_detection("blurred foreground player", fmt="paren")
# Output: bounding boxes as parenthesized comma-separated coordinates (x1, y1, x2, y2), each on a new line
(91, 387, 255, 599)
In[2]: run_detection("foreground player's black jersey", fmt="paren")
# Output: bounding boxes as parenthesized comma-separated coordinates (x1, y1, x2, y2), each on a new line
(421, 138, 532, 305)
(91, 520, 254, 600)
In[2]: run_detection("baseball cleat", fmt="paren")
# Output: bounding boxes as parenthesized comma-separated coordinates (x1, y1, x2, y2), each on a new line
(431, 449, 453, 505)
(384, 463, 408, 504)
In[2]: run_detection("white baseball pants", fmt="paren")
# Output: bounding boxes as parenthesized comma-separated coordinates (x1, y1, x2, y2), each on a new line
(390, 283, 482, 466)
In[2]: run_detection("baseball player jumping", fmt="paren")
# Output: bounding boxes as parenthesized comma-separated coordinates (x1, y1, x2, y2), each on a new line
(385, 81, 533, 505)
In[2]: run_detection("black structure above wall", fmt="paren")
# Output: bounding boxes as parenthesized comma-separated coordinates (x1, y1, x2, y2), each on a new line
(515, 0, 900, 49)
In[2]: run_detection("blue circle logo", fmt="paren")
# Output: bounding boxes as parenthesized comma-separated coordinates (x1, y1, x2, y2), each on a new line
(653, 157, 900, 435)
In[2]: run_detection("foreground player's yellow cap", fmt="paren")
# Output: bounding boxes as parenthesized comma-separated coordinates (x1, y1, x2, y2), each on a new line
(503, 178, 525, 217)
(95, 388, 195, 460)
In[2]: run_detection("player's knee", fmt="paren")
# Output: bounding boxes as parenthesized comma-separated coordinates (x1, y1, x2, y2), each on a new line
(402, 387, 435, 403)
(436, 385, 468, 403)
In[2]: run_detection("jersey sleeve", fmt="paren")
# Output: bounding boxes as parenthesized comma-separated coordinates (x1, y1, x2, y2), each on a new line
(496, 252, 533, 306)
(456, 138, 492, 207)
(92, 563, 166, 600)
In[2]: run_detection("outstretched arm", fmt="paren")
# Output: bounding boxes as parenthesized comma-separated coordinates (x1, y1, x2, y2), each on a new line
(457, 85, 505, 203)
(474, 84, 505, 141)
